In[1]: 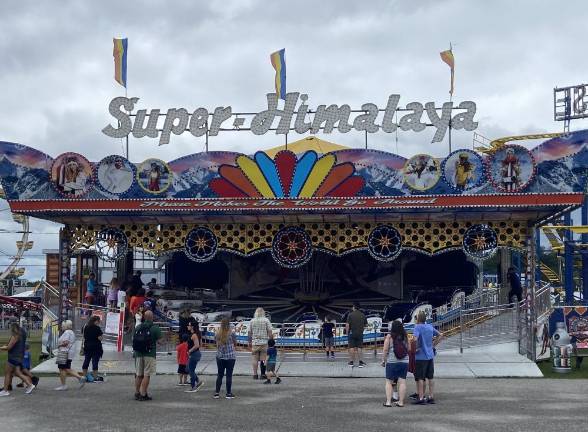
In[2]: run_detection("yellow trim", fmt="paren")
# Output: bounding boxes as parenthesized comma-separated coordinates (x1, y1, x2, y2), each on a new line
(236, 156, 275, 198)
(298, 154, 336, 197)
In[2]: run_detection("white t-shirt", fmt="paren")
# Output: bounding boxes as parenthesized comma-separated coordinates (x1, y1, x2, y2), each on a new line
(117, 290, 127, 308)
(58, 329, 76, 360)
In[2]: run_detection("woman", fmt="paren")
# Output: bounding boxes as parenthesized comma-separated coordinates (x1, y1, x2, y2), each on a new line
(0, 322, 35, 396)
(55, 320, 85, 391)
(185, 320, 204, 393)
(85, 272, 97, 305)
(215, 317, 237, 399)
(381, 320, 409, 407)
(82, 315, 104, 381)
(107, 277, 120, 309)
(178, 309, 192, 341)
(130, 288, 146, 316)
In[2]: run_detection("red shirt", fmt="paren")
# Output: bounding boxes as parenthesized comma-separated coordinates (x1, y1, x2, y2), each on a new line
(129, 296, 146, 314)
(176, 342, 189, 365)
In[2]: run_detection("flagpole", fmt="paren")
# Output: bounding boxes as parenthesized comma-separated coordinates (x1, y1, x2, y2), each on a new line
(448, 42, 453, 155)
(125, 86, 129, 159)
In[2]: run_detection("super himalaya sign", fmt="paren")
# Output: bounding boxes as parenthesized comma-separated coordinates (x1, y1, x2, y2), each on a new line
(102, 93, 478, 145)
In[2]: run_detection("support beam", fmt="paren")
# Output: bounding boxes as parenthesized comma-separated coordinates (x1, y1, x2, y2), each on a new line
(564, 212, 574, 305)
(57, 228, 71, 326)
(583, 194, 588, 304)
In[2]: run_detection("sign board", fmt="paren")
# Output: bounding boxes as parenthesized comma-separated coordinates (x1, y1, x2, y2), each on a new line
(102, 93, 478, 145)
(554, 84, 588, 121)
(104, 311, 121, 335)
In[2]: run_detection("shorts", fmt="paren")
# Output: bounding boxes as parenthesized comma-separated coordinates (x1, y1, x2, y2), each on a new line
(7, 359, 23, 368)
(251, 344, 268, 361)
(177, 364, 187, 374)
(266, 362, 276, 372)
(386, 362, 408, 380)
(57, 359, 73, 370)
(414, 359, 435, 381)
(135, 356, 156, 377)
(348, 333, 363, 349)
(324, 337, 334, 347)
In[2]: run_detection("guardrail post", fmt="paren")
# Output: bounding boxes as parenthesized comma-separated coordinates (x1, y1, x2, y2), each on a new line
(303, 323, 307, 360)
(459, 307, 464, 354)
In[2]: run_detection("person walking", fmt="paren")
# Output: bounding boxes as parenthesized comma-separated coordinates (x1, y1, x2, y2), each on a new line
(82, 315, 104, 382)
(176, 334, 189, 386)
(413, 311, 443, 405)
(346, 302, 367, 367)
(214, 317, 237, 399)
(322, 315, 335, 359)
(133, 310, 162, 401)
(263, 339, 281, 384)
(0, 321, 35, 396)
(185, 319, 204, 393)
(248, 307, 273, 379)
(382, 320, 409, 407)
(55, 320, 85, 391)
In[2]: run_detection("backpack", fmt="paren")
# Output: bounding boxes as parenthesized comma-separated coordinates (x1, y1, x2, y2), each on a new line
(133, 324, 153, 354)
(393, 336, 408, 360)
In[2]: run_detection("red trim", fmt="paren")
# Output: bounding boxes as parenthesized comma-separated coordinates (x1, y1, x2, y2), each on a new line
(8, 193, 584, 213)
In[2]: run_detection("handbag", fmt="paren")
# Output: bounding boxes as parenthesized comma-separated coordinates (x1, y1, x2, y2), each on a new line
(56, 350, 69, 365)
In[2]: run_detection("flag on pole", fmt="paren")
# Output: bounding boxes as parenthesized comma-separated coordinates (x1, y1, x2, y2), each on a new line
(270, 48, 286, 100)
(439, 46, 454, 96)
(113, 38, 128, 88)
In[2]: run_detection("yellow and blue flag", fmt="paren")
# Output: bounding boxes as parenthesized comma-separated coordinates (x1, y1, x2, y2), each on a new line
(113, 38, 128, 88)
(270, 48, 286, 100)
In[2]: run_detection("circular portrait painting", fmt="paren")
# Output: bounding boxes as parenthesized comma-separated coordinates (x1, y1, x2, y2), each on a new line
(136, 158, 172, 194)
(403, 154, 441, 191)
(442, 149, 486, 192)
(50, 152, 93, 198)
(96, 155, 135, 195)
(486, 145, 536, 193)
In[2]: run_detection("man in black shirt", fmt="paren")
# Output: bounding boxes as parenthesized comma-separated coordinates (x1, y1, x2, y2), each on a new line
(322, 316, 335, 359)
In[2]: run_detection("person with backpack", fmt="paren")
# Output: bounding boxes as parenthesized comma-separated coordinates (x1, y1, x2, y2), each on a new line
(381, 320, 409, 407)
(133, 310, 162, 401)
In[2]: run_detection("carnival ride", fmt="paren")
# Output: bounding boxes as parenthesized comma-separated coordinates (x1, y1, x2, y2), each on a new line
(0, 186, 33, 283)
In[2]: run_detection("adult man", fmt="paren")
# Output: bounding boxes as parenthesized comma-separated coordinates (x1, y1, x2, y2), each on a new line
(413, 311, 443, 405)
(133, 310, 162, 401)
(346, 302, 367, 367)
(248, 307, 273, 379)
(507, 267, 522, 303)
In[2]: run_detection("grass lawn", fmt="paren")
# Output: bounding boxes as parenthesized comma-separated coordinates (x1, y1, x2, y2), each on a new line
(0, 331, 42, 376)
(537, 358, 588, 378)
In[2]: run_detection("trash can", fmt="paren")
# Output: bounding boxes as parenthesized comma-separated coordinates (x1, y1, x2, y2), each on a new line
(551, 322, 572, 373)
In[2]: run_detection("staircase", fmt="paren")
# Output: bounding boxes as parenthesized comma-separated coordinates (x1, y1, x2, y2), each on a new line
(540, 262, 560, 284)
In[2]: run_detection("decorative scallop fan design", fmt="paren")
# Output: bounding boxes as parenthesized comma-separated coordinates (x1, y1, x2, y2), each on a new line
(209, 150, 365, 198)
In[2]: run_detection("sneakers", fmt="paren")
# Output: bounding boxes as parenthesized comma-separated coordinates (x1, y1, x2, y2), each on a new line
(185, 381, 204, 392)
(139, 394, 152, 401)
(426, 397, 436, 404)
(392, 392, 399, 402)
(213, 393, 220, 399)
(176, 383, 184, 386)
(348, 361, 354, 366)
(275, 378, 282, 384)
(331, 352, 335, 358)
(134, 392, 142, 400)
(358, 361, 366, 368)
(409, 392, 418, 400)
(25, 384, 36, 394)
(412, 398, 427, 405)
(253, 374, 259, 380)
(0, 385, 13, 392)
(54, 385, 68, 391)
(263, 379, 271, 384)
(225, 393, 235, 399)
(78, 377, 86, 389)
(32, 376, 40, 386)
(0, 390, 10, 397)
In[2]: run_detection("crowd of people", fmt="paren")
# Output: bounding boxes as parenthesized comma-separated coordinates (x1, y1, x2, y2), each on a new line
(2, 285, 444, 407)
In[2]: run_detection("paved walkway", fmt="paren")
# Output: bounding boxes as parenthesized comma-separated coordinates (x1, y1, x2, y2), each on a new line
(33, 342, 542, 378)
(1, 376, 586, 432)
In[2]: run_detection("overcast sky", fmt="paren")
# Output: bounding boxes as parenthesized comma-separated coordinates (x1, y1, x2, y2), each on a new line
(1, 0, 588, 281)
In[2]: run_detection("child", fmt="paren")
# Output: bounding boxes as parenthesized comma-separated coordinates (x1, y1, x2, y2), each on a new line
(17, 343, 39, 388)
(322, 316, 335, 358)
(263, 339, 281, 384)
(176, 334, 189, 386)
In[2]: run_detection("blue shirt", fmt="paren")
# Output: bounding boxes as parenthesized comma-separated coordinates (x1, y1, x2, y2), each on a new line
(23, 351, 31, 370)
(413, 323, 440, 361)
(87, 279, 96, 294)
(267, 346, 277, 364)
